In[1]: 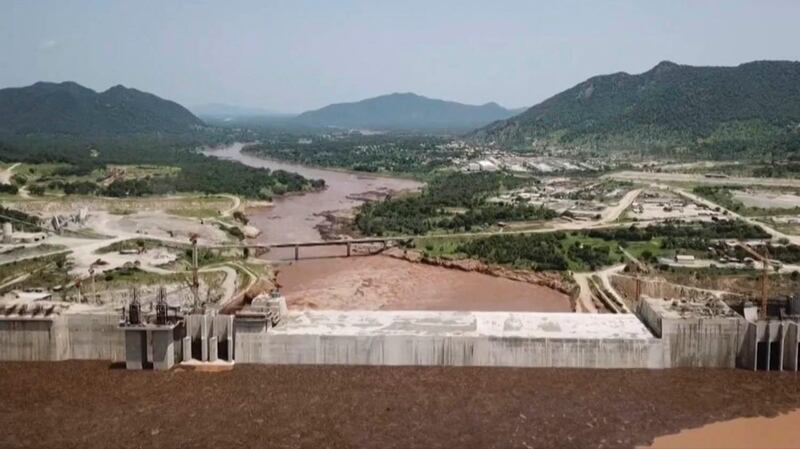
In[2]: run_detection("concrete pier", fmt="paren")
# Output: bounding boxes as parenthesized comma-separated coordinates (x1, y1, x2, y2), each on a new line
(209, 336, 218, 362)
(201, 315, 209, 361)
(120, 323, 178, 371)
(182, 336, 192, 362)
(124, 329, 147, 370)
(151, 328, 175, 370)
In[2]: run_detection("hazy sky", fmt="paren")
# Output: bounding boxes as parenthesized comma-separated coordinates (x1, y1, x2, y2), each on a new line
(2, 0, 799, 112)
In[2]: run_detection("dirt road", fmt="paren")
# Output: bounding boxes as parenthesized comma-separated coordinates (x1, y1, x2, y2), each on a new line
(0, 162, 20, 184)
(672, 186, 800, 245)
(601, 188, 641, 223)
(608, 171, 800, 188)
(572, 272, 598, 313)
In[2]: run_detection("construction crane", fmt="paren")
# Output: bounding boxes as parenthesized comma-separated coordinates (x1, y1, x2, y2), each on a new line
(736, 241, 771, 319)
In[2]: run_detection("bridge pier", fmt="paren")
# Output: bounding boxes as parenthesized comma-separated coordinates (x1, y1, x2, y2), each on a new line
(347, 242, 351, 257)
(294, 244, 299, 261)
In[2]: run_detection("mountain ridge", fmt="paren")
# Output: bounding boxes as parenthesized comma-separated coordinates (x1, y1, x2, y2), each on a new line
(474, 60, 800, 155)
(0, 81, 205, 135)
(293, 92, 519, 131)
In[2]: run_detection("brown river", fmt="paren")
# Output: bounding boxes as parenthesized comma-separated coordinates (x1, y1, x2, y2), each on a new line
(206, 143, 571, 311)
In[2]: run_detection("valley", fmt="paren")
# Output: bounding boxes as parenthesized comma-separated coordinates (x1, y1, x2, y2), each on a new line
(2, 40, 800, 448)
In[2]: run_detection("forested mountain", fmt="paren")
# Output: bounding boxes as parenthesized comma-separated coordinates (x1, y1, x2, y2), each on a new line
(293, 92, 518, 131)
(474, 60, 800, 157)
(0, 81, 205, 135)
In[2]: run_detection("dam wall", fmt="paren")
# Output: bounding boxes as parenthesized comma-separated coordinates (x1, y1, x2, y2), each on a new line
(235, 311, 664, 369)
(1, 299, 781, 370)
(637, 297, 746, 368)
(0, 313, 125, 362)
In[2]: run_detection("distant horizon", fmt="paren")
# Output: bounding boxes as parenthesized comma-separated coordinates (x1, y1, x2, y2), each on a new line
(3, 0, 800, 112)
(4, 58, 800, 116)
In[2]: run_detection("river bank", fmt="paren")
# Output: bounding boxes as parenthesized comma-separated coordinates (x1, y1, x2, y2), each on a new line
(205, 143, 422, 247)
(207, 143, 576, 311)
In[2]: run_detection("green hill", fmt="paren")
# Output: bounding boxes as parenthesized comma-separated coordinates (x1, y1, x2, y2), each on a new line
(0, 81, 205, 135)
(294, 92, 517, 131)
(474, 60, 800, 158)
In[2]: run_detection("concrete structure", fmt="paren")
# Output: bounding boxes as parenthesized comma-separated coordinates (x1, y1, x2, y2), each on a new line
(5, 292, 797, 372)
(637, 297, 745, 368)
(235, 310, 664, 368)
(738, 319, 800, 371)
(184, 314, 234, 362)
(2, 222, 12, 243)
(0, 310, 124, 362)
(120, 323, 180, 370)
(182, 336, 192, 362)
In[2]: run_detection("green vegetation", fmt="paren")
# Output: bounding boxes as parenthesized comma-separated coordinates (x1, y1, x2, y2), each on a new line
(476, 60, 800, 159)
(415, 220, 770, 272)
(0, 253, 72, 292)
(0, 184, 18, 194)
(583, 220, 769, 242)
(0, 81, 204, 135)
(0, 206, 43, 231)
(96, 238, 178, 254)
(459, 234, 571, 271)
(0, 134, 324, 199)
(355, 172, 556, 235)
(456, 233, 618, 271)
(243, 135, 452, 176)
(216, 222, 245, 241)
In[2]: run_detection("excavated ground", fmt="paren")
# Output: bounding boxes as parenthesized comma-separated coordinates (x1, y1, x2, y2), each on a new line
(1, 361, 799, 449)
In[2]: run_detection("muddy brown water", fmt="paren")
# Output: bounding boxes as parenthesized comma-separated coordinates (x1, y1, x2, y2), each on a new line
(207, 143, 571, 311)
(644, 409, 800, 449)
(206, 143, 422, 249)
(4, 362, 800, 449)
(276, 255, 572, 311)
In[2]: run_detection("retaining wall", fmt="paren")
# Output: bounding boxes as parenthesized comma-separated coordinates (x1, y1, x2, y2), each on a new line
(0, 313, 124, 362)
(637, 298, 746, 368)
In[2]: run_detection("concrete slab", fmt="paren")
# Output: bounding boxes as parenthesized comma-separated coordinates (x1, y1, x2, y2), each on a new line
(237, 310, 663, 368)
(272, 311, 657, 341)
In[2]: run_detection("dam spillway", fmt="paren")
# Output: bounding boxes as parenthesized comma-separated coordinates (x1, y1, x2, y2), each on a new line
(234, 309, 663, 368)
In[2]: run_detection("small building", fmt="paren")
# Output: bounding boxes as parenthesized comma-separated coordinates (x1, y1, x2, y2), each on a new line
(476, 160, 499, 172)
(674, 254, 695, 263)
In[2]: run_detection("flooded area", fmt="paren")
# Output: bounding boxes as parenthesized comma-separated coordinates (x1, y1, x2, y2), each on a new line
(207, 143, 570, 312)
(276, 255, 572, 312)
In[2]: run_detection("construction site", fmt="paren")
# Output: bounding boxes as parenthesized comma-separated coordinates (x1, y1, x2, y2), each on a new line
(2, 159, 800, 372)
(1, 197, 798, 373)
(3, 147, 800, 448)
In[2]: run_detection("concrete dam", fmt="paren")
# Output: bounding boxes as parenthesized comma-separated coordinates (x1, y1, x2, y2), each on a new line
(3, 291, 796, 372)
